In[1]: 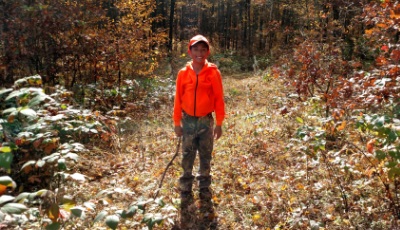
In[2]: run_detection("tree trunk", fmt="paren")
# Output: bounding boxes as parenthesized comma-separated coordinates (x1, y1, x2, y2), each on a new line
(217, 0, 225, 49)
(168, 0, 176, 53)
(246, 0, 252, 56)
(225, 2, 231, 50)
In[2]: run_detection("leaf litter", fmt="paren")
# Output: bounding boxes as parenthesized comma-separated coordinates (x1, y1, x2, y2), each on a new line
(69, 73, 394, 229)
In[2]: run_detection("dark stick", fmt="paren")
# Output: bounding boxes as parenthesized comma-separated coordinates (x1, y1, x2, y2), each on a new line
(154, 137, 182, 199)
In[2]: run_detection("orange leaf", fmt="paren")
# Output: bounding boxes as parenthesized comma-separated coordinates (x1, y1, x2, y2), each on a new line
(381, 45, 389, 52)
(296, 183, 305, 190)
(7, 115, 15, 123)
(367, 139, 375, 153)
(376, 56, 388, 66)
(364, 78, 376, 87)
(390, 7, 400, 19)
(337, 121, 346, 131)
(365, 28, 376, 36)
(101, 133, 110, 141)
(0, 184, 7, 195)
(376, 23, 387, 29)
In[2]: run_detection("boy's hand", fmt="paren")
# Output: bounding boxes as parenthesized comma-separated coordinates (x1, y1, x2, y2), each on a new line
(214, 126, 222, 140)
(174, 126, 183, 137)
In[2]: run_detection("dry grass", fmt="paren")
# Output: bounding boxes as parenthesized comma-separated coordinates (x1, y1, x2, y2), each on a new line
(69, 71, 391, 229)
(69, 72, 303, 229)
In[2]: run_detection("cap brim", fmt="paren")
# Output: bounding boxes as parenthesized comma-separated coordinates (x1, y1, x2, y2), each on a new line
(190, 40, 209, 47)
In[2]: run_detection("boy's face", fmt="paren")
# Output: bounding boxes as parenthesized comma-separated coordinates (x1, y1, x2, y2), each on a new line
(189, 42, 209, 65)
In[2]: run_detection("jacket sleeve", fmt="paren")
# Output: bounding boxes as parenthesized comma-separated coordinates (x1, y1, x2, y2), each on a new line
(173, 70, 183, 126)
(212, 69, 225, 126)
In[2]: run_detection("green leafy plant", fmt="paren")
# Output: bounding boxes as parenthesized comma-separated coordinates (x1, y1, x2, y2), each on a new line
(0, 75, 115, 228)
(109, 196, 176, 230)
(357, 112, 400, 178)
(356, 110, 400, 218)
(64, 189, 178, 230)
(295, 119, 327, 156)
(0, 176, 27, 217)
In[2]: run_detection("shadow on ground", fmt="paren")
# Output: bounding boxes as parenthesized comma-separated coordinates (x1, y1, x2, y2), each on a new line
(172, 198, 218, 230)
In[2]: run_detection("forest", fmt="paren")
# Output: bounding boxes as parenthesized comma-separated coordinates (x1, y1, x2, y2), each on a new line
(0, 0, 399, 229)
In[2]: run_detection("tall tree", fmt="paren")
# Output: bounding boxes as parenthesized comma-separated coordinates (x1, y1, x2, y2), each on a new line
(168, 0, 176, 53)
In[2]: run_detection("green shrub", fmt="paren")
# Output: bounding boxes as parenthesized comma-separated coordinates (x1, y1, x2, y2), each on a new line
(0, 75, 114, 228)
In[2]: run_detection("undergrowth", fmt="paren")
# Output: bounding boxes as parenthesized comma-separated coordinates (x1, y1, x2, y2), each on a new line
(1, 70, 399, 229)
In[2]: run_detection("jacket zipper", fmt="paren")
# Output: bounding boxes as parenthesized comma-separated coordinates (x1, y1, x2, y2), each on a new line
(194, 73, 199, 116)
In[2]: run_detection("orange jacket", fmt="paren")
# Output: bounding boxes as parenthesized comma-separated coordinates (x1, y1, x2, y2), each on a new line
(174, 61, 225, 126)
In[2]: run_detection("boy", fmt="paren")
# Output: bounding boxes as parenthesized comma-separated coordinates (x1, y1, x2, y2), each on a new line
(173, 35, 225, 213)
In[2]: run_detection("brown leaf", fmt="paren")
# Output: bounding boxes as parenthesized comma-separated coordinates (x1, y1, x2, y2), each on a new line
(391, 50, 400, 62)
(44, 142, 58, 155)
(28, 175, 41, 184)
(47, 203, 60, 222)
(33, 138, 43, 150)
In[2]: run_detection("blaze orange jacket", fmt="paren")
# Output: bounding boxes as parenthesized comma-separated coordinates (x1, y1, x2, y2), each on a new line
(173, 61, 225, 126)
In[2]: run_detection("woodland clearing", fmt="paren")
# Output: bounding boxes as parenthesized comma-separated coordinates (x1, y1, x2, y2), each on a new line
(64, 72, 392, 230)
(1, 1, 399, 229)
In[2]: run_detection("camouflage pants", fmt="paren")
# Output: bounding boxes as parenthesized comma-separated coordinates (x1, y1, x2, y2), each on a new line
(179, 111, 214, 193)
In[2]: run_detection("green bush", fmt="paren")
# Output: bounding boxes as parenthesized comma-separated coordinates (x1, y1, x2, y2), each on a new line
(0, 75, 114, 228)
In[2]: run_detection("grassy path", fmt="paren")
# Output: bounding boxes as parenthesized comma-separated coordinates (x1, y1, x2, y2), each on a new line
(115, 76, 296, 229)
(76, 73, 385, 229)
(75, 73, 304, 229)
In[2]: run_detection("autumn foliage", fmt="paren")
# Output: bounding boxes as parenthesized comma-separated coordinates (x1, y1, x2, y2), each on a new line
(274, 0, 400, 228)
(0, 0, 166, 112)
(1, 0, 400, 229)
